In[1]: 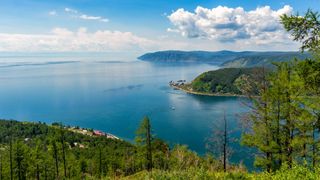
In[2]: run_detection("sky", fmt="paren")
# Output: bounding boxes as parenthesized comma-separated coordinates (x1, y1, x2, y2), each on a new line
(0, 0, 319, 56)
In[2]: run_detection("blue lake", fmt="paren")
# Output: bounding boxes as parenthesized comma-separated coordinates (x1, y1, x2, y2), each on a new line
(0, 53, 254, 168)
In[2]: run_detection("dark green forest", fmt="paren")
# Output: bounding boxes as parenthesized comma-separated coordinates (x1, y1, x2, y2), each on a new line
(189, 67, 268, 95)
(0, 119, 248, 179)
(138, 50, 308, 67)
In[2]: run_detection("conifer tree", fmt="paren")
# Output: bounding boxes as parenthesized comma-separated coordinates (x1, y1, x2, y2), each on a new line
(60, 128, 67, 178)
(50, 138, 59, 179)
(135, 116, 153, 171)
(243, 9, 320, 170)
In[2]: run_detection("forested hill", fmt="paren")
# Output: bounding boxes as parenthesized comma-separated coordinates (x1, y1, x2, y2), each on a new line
(221, 52, 309, 68)
(0, 119, 318, 179)
(0, 119, 180, 179)
(138, 50, 240, 65)
(138, 50, 309, 67)
(0, 120, 136, 179)
(185, 67, 267, 95)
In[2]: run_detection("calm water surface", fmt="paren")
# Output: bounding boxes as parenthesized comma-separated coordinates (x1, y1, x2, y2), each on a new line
(0, 54, 254, 168)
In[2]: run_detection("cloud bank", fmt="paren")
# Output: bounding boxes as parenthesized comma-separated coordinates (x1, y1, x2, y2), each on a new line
(0, 28, 154, 52)
(0, 5, 300, 53)
(168, 5, 293, 45)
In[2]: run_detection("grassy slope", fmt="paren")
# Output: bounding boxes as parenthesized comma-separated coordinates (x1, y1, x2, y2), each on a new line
(124, 165, 320, 180)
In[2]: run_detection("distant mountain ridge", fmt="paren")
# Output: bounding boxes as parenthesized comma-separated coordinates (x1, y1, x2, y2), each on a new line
(221, 52, 310, 68)
(138, 50, 310, 68)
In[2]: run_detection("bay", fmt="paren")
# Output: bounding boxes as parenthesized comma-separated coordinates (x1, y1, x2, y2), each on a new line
(0, 53, 254, 168)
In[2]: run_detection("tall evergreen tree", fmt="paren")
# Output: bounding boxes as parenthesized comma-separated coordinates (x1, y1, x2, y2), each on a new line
(242, 9, 320, 170)
(281, 9, 320, 53)
(0, 148, 2, 180)
(135, 116, 153, 171)
(14, 141, 28, 180)
(60, 128, 67, 178)
(9, 121, 13, 180)
(50, 138, 59, 179)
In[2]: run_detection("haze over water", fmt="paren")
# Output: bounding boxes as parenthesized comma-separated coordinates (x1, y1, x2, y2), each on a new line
(0, 53, 253, 168)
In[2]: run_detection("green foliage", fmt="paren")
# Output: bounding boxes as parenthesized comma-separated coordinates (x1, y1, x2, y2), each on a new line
(138, 50, 309, 68)
(135, 116, 153, 171)
(281, 9, 320, 53)
(221, 52, 309, 68)
(0, 119, 248, 179)
(0, 120, 136, 179)
(125, 163, 320, 180)
(256, 163, 320, 180)
(191, 67, 268, 95)
(241, 9, 320, 173)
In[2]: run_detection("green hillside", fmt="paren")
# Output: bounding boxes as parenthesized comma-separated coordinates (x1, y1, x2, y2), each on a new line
(1, 119, 319, 179)
(138, 50, 309, 67)
(221, 52, 309, 68)
(188, 67, 267, 95)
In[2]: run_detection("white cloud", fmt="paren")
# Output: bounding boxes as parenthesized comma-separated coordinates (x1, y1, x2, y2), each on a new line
(0, 4, 301, 53)
(64, 8, 78, 14)
(49, 10, 57, 16)
(64, 7, 109, 23)
(101, 18, 109, 22)
(79, 14, 109, 22)
(0, 28, 157, 52)
(168, 5, 293, 45)
(80, 14, 100, 20)
(0, 27, 299, 52)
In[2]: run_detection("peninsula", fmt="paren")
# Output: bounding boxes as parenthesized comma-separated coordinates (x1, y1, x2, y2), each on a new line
(170, 67, 267, 97)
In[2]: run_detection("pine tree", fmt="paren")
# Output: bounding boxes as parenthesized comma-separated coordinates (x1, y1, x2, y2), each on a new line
(242, 10, 320, 171)
(281, 9, 320, 167)
(14, 141, 28, 180)
(9, 121, 13, 180)
(297, 59, 320, 166)
(50, 138, 59, 179)
(0, 148, 2, 180)
(281, 9, 320, 53)
(60, 128, 67, 178)
(135, 116, 153, 171)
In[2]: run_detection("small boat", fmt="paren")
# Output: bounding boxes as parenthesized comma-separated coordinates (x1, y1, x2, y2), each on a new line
(171, 106, 175, 110)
